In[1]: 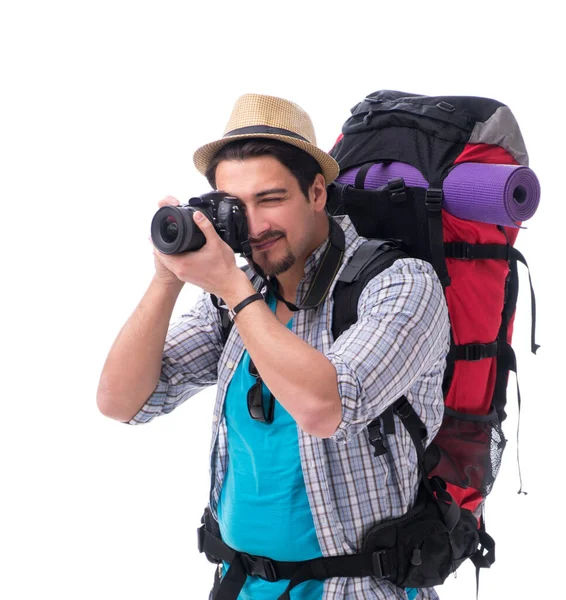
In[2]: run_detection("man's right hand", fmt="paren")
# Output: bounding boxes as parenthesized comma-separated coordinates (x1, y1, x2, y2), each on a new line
(152, 196, 185, 288)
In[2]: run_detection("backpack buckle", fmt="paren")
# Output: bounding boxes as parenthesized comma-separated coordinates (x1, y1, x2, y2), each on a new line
(197, 524, 222, 564)
(372, 550, 388, 578)
(464, 344, 491, 361)
(452, 242, 471, 259)
(386, 177, 407, 203)
(394, 397, 413, 419)
(425, 188, 443, 212)
(240, 553, 278, 582)
(197, 525, 205, 554)
(466, 345, 484, 361)
(367, 419, 388, 457)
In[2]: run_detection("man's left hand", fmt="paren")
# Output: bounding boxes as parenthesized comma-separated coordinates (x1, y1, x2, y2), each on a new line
(153, 211, 250, 300)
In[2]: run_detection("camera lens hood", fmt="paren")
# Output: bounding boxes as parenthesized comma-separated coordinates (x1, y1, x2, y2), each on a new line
(150, 205, 206, 254)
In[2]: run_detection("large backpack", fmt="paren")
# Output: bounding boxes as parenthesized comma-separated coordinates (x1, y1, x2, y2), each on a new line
(203, 91, 540, 599)
(326, 89, 540, 584)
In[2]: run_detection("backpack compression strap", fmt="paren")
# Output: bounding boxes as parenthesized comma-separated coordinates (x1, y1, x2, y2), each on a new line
(444, 241, 539, 356)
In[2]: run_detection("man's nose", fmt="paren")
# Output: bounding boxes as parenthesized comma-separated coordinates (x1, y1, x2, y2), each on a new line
(245, 208, 270, 240)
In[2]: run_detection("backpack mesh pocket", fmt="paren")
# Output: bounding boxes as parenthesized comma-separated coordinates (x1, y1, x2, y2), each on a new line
(426, 408, 506, 497)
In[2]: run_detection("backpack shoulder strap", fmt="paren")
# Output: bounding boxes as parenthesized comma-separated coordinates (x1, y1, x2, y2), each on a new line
(332, 238, 408, 339)
(333, 238, 410, 458)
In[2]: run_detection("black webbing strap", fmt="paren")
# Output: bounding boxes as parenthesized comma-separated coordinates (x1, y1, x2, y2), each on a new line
(367, 407, 396, 457)
(210, 293, 232, 341)
(198, 522, 394, 600)
(498, 341, 528, 495)
(425, 187, 451, 287)
(392, 397, 460, 533)
(354, 162, 375, 189)
(444, 242, 509, 260)
(470, 517, 496, 600)
(276, 551, 392, 600)
(199, 525, 304, 600)
(217, 554, 248, 600)
(508, 247, 539, 355)
(450, 341, 498, 362)
(471, 521, 496, 571)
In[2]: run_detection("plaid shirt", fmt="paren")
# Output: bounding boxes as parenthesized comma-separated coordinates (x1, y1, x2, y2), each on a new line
(129, 216, 450, 600)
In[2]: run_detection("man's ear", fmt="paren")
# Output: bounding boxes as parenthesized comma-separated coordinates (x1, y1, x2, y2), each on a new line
(310, 173, 327, 212)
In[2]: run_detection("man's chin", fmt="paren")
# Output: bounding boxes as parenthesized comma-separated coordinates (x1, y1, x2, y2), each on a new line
(253, 253, 296, 278)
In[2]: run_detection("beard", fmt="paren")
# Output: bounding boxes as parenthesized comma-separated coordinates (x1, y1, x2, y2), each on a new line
(260, 246, 296, 276)
(250, 232, 296, 276)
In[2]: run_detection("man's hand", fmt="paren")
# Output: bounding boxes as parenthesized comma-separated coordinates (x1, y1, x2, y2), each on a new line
(153, 200, 249, 301)
(152, 197, 185, 288)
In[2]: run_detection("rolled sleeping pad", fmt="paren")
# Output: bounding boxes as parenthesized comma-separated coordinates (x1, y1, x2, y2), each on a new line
(337, 162, 540, 228)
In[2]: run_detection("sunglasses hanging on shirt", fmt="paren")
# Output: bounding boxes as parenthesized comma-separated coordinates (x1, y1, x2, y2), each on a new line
(247, 358, 275, 423)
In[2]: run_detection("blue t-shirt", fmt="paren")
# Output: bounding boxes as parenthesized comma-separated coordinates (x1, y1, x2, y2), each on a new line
(217, 295, 419, 600)
(217, 296, 324, 599)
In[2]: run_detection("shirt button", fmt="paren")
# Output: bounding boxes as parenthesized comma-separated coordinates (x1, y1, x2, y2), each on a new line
(309, 460, 316, 469)
(226, 361, 235, 370)
(212, 414, 218, 422)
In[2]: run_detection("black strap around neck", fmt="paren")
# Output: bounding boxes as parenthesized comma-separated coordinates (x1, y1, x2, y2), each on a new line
(249, 216, 346, 312)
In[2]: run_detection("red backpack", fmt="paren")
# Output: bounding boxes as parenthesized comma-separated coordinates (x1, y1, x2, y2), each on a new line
(201, 91, 541, 599)
(326, 89, 540, 583)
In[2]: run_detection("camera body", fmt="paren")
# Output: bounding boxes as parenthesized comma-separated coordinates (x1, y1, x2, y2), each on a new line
(150, 191, 249, 254)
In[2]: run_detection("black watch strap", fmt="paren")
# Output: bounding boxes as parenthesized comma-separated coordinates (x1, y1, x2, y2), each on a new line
(228, 293, 264, 322)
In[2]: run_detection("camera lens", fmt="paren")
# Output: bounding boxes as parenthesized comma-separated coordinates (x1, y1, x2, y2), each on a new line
(161, 216, 179, 244)
(150, 205, 206, 254)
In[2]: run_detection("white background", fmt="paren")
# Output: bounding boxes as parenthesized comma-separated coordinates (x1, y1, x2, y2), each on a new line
(1, 1, 564, 599)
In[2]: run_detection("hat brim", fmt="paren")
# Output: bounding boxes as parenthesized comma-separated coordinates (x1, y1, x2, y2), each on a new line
(193, 133, 340, 187)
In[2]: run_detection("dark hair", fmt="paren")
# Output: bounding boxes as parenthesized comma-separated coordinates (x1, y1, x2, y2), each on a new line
(205, 138, 323, 199)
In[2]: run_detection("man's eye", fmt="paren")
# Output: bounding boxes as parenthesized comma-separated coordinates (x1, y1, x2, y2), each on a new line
(260, 197, 281, 203)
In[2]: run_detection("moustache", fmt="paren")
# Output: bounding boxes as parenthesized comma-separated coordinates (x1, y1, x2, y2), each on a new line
(248, 231, 285, 245)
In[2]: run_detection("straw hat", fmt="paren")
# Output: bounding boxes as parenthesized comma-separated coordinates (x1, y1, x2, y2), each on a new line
(193, 94, 340, 186)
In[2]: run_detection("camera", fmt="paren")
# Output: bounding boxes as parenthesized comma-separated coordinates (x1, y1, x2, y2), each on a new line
(150, 191, 249, 254)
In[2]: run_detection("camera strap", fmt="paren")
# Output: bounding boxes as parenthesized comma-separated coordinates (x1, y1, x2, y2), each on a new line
(249, 216, 345, 312)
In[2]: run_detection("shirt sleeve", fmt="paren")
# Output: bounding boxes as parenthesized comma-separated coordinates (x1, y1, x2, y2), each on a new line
(127, 291, 224, 425)
(327, 258, 450, 443)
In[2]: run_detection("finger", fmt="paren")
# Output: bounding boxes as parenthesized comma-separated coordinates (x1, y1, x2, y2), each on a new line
(193, 211, 220, 243)
(158, 195, 181, 208)
(153, 247, 175, 268)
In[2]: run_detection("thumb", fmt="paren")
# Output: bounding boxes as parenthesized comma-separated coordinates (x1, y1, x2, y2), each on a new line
(193, 210, 217, 241)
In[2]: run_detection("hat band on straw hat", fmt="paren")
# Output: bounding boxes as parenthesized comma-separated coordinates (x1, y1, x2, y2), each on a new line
(224, 125, 309, 143)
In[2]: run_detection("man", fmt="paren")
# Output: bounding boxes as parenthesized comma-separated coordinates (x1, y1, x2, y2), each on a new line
(97, 94, 450, 600)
